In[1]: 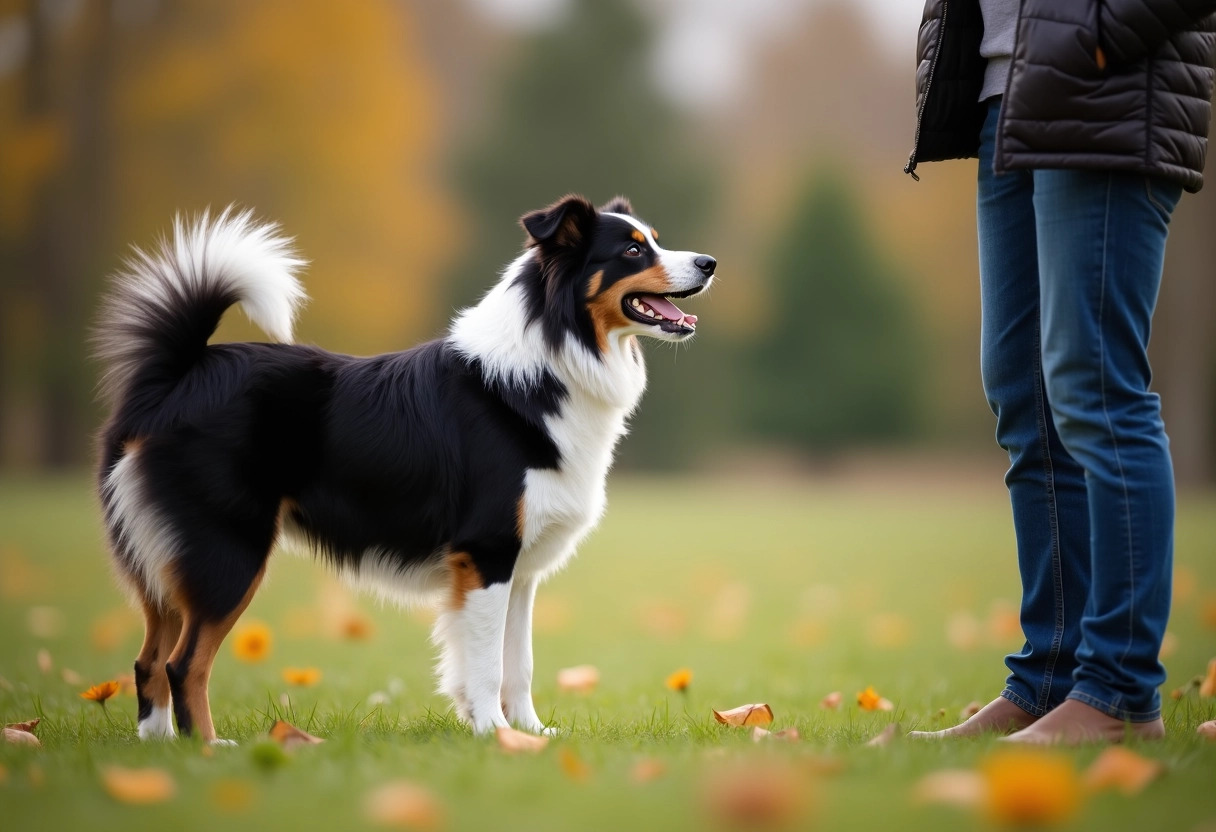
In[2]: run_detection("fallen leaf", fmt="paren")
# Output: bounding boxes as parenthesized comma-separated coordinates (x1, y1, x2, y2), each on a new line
(36, 648, 52, 674)
(912, 769, 985, 808)
(101, 766, 177, 804)
(865, 723, 900, 748)
(281, 667, 322, 687)
(630, 758, 667, 784)
(2, 728, 41, 748)
(1197, 721, 1216, 741)
(558, 747, 591, 782)
(960, 701, 982, 720)
(856, 686, 894, 712)
(232, 622, 273, 663)
(665, 668, 693, 692)
(1200, 658, 1216, 698)
(1083, 747, 1164, 796)
(819, 691, 842, 710)
(703, 763, 809, 827)
(981, 749, 1082, 825)
(5, 718, 40, 734)
(268, 720, 324, 750)
(338, 611, 375, 641)
(364, 780, 444, 830)
(556, 665, 600, 694)
(751, 726, 800, 743)
(495, 726, 549, 754)
(713, 703, 774, 727)
(80, 680, 121, 703)
(60, 668, 83, 686)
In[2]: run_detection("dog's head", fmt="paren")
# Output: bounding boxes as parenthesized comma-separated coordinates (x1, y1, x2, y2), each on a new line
(519, 194, 714, 355)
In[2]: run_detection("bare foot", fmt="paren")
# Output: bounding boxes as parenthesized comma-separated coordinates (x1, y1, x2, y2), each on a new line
(907, 696, 1037, 739)
(1001, 699, 1164, 746)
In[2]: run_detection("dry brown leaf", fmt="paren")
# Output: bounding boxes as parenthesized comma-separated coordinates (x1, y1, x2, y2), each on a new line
(713, 703, 774, 727)
(2, 727, 41, 748)
(819, 691, 842, 710)
(630, 758, 667, 784)
(268, 719, 324, 750)
(865, 723, 901, 748)
(495, 726, 549, 754)
(912, 770, 985, 808)
(960, 701, 982, 720)
(703, 763, 809, 827)
(751, 726, 800, 743)
(556, 665, 600, 694)
(1083, 747, 1164, 796)
(101, 766, 176, 804)
(5, 718, 40, 734)
(364, 780, 444, 829)
(558, 748, 591, 782)
(1196, 721, 1216, 741)
(1200, 658, 1216, 698)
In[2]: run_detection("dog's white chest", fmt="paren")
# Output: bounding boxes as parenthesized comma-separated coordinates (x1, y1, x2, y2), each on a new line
(515, 396, 627, 578)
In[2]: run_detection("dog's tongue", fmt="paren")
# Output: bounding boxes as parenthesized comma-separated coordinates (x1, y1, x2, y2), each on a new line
(639, 294, 696, 324)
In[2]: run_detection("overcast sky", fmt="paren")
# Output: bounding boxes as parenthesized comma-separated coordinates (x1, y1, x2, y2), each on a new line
(467, 0, 924, 110)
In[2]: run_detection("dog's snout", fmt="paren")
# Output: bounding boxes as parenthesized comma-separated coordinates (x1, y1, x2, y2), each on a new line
(694, 255, 716, 277)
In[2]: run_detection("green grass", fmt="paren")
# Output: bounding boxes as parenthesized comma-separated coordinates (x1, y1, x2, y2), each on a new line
(1, 472, 1214, 831)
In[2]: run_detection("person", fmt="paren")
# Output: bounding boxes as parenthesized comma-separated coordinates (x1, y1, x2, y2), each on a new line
(904, 0, 1216, 744)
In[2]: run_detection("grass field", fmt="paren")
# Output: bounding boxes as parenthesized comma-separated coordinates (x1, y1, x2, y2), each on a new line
(1, 471, 1214, 831)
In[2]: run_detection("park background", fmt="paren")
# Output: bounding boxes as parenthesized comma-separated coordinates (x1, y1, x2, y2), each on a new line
(1, 2, 1215, 831)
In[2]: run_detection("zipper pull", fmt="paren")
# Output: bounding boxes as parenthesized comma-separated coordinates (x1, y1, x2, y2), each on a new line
(903, 156, 920, 181)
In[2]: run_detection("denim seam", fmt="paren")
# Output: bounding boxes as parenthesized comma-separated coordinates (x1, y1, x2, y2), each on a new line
(1066, 690, 1160, 723)
(1031, 320, 1065, 714)
(1000, 688, 1046, 718)
(1096, 175, 1139, 677)
(1143, 178, 1168, 215)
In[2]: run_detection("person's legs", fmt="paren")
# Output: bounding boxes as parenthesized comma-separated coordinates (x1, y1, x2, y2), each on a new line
(1006, 169, 1180, 744)
(912, 99, 1089, 738)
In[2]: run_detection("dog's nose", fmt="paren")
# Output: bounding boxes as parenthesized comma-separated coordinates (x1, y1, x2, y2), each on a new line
(694, 255, 716, 276)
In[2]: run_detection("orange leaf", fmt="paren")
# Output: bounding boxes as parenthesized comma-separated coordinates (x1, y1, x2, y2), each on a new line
(981, 750, 1082, 825)
(558, 748, 591, 782)
(268, 720, 324, 749)
(630, 758, 667, 784)
(819, 691, 842, 710)
(495, 726, 549, 754)
(281, 667, 322, 687)
(101, 766, 176, 804)
(865, 723, 900, 748)
(665, 668, 693, 692)
(1083, 747, 1164, 796)
(856, 686, 893, 711)
(556, 665, 600, 694)
(363, 780, 444, 830)
(5, 718, 40, 734)
(751, 726, 800, 743)
(232, 622, 273, 663)
(80, 680, 121, 703)
(338, 611, 375, 641)
(911, 770, 985, 808)
(2, 727, 41, 748)
(1197, 720, 1216, 741)
(1200, 658, 1216, 698)
(713, 703, 774, 727)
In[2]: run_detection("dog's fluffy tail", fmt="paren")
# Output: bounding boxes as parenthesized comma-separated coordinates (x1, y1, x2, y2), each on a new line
(94, 207, 307, 406)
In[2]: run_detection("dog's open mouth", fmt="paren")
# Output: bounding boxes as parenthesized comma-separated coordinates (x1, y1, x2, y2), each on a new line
(623, 289, 700, 334)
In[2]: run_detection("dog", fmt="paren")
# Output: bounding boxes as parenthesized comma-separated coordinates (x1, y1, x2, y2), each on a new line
(94, 194, 714, 742)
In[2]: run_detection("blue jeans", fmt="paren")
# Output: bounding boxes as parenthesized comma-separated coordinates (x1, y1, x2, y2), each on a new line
(977, 98, 1180, 722)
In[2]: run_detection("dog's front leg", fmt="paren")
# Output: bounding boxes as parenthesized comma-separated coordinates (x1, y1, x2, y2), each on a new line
(452, 581, 513, 735)
(501, 575, 548, 734)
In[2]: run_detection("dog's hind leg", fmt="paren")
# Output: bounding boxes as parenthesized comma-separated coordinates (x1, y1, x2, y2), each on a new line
(165, 563, 266, 744)
(134, 599, 182, 740)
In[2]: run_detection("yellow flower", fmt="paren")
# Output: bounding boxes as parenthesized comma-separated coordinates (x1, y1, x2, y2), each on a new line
(857, 686, 894, 711)
(982, 749, 1082, 825)
(231, 622, 273, 663)
(80, 680, 121, 704)
(281, 667, 322, 687)
(666, 668, 693, 692)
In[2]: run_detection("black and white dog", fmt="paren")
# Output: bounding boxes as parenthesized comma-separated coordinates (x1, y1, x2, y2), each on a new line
(94, 195, 714, 742)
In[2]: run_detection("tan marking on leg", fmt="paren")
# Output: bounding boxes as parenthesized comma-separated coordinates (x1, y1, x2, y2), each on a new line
(585, 265, 675, 352)
(167, 567, 265, 742)
(135, 600, 178, 710)
(447, 551, 484, 611)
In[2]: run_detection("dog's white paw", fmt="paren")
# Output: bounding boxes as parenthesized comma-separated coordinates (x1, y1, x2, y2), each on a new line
(137, 706, 176, 741)
(209, 738, 238, 748)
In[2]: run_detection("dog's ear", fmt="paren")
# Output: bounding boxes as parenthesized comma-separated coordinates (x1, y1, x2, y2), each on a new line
(521, 195, 597, 248)
(599, 195, 633, 215)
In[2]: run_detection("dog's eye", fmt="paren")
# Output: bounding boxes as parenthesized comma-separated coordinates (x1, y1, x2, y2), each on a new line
(624, 244, 643, 257)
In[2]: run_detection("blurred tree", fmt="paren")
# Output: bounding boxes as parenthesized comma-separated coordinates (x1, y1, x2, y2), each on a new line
(0, 0, 455, 467)
(742, 170, 926, 453)
(448, 0, 722, 468)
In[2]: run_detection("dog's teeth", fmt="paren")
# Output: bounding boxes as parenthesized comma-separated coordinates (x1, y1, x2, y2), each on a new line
(631, 298, 641, 308)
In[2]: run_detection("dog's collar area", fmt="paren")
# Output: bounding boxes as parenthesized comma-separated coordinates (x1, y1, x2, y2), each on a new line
(624, 293, 697, 331)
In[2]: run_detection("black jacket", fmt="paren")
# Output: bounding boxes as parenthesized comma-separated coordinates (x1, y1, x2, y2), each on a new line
(906, 0, 1216, 192)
